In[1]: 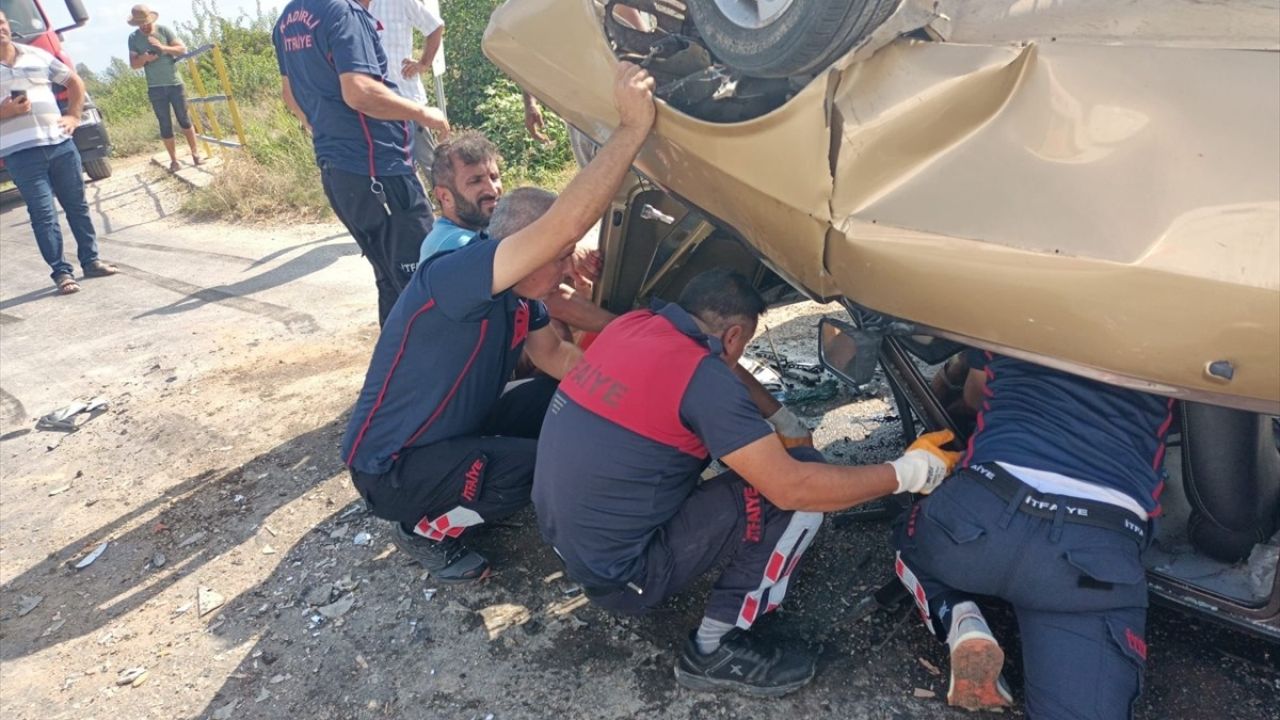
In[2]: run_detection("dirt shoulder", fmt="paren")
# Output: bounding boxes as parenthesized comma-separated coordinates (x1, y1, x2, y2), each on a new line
(1, 161, 1276, 720)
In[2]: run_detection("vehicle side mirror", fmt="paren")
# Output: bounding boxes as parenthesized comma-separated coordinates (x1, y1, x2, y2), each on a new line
(818, 318, 882, 388)
(57, 0, 90, 33)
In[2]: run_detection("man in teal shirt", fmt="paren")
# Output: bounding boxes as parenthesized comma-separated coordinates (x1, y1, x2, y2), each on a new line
(126, 5, 202, 172)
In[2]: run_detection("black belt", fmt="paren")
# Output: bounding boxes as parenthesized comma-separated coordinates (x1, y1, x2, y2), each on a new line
(962, 463, 1150, 544)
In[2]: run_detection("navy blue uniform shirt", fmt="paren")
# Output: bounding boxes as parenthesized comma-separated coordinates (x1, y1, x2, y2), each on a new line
(964, 351, 1175, 513)
(273, 0, 413, 176)
(342, 236, 549, 475)
(534, 303, 772, 587)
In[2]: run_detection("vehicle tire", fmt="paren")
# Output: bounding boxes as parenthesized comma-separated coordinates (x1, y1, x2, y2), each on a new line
(83, 157, 112, 182)
(686, 0, 902, 78)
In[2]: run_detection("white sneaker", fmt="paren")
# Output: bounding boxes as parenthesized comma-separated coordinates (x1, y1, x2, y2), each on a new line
(946, 604, 1014, 712)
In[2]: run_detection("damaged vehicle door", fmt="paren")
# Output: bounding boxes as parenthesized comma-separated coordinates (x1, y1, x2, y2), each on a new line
(483, 0, 1280, 639)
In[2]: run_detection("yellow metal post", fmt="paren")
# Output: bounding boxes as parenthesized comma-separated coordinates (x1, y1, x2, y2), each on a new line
(184, 57, 214, 159)
(211, 45, 247, 148)
(187, 57, 226, 148)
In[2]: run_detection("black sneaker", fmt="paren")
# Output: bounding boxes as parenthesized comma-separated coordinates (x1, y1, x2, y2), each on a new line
(674, 628, 816, 698)
(390, 523, 490, 584)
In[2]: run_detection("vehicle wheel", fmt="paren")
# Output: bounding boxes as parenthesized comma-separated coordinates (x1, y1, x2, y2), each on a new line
(83, 157, 113, 182)
(685, 0, 902, 78)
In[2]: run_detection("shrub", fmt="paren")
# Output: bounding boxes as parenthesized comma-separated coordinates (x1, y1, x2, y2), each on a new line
(476, 77, 573, 188)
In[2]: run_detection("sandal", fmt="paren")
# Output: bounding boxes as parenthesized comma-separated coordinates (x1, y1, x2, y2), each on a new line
(169, 160, 181, 172)
(83, 260, 118, 278)
(54, 273, 81, 295)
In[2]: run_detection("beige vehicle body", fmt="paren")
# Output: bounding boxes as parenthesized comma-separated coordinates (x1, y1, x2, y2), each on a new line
(484, 0, 1280, 414)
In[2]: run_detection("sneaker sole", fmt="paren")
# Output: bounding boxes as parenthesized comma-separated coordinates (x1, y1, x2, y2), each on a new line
(948, 635, 1010, 712)
(673, 665, 814, 699)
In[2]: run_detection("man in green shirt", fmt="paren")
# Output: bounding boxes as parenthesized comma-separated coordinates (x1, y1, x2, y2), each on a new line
(126, 5, 202, 172)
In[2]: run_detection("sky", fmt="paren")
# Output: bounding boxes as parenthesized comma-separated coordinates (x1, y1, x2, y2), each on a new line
(40, 0, 278, 73)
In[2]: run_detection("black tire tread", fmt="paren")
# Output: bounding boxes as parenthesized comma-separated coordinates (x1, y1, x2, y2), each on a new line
(688, 0, 902, 78)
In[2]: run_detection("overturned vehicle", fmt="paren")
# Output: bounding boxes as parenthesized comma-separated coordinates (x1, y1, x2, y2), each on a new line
(483, 0, 1280, 639)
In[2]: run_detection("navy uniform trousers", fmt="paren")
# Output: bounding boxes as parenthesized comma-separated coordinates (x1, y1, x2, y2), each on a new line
(895, 466, 1151, 720)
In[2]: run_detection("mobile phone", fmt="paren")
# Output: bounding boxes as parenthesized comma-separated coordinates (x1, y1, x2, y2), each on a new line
(10, 90, 27, 101)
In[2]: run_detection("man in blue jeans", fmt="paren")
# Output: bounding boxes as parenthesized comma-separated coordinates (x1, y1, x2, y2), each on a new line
(0, 11, 116, 295)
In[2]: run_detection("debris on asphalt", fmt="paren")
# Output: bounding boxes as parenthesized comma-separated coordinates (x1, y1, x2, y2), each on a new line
(262, 545, 276, 555)
(47, 484, 71, 496)
(40, 614, 65, 637)
(197, 587, 225, 616)
(36, 397, 109, 432)
(303, 584, 332, 607)
(255, 688, 271, 703)
(116, 668, 148, 687)
(74, 542, 108, 569)
(151, 552, 167, 569)
(177, 531, 207, 548)
(423, 588, 437, 602)
(480, 603, 532, 639)
(352, 531, 372, 546)
(317, 594, 355, 620)
(913, 687, 937, 699)
(17, 594, 43, 617)
(919, 657, 941, 676)
(211, 700, 238, 720)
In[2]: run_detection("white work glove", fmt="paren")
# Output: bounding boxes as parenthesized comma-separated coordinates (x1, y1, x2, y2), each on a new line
(888, 430, 962, 494)
(766, 406, 813, 449)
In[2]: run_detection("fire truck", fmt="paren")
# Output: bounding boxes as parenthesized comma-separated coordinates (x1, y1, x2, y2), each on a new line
(1, 0, 111, 182)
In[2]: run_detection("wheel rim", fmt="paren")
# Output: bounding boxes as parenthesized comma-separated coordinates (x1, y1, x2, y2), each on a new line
(712, 0, 794, 29)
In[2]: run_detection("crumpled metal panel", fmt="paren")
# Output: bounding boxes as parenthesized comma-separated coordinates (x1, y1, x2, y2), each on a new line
(936, 0, 1280, 50)
(484, 0, 1280, 411)
(825, 39, 1280, 409)
(484, 0, 836, 297)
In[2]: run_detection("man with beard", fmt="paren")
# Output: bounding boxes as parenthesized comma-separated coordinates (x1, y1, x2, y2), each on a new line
(421, 130, 614, 334)
(342, 62, 657, 583)
(419, 130, 500, 261)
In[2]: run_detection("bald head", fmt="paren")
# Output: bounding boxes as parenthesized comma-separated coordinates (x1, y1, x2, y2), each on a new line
(488, 187, 557, 240)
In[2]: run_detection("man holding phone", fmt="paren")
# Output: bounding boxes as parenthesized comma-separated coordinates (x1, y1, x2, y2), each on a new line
(127, 5, 202, 173)
(0, 10, 117, 295)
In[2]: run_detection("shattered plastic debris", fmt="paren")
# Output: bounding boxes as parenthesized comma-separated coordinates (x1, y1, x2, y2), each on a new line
(197, 587, 226, 616)
(151, 552, 167, 569)
(48, 485, 71, 496)
(913, 687, 937, 699)
(17, 594, 43, 617)
(74, 542, 108, 569)
(178, 531, 207, 548)
(352, 531, 372, 546)
(41, 613, 65, 637)
(116, 667, 148, 686)
(212, 700, 239, 720)
(36, 396, 109, 432)
(317, 594, 355, 619)
(919, 657, 941, 676)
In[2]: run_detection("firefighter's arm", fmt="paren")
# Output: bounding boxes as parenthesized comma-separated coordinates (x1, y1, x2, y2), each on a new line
(524, 324, 582, 381)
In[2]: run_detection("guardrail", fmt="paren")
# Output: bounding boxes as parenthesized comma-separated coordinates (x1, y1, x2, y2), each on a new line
(176, 43, 247, 156)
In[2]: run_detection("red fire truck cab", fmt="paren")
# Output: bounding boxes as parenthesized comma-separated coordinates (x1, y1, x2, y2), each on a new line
(1, 0, 112, 182)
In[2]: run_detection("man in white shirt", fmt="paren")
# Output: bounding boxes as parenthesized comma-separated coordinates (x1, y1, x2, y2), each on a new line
(0, 11, 117, 295)
(370, 0, 444, 176)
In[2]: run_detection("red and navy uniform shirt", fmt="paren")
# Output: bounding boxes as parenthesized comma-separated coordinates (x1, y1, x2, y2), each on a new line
(341, 236, 549, 475)
(273, 0, 413, 177)
(964, 351, 1176, 514)
(533, 302, 772, 588)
